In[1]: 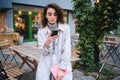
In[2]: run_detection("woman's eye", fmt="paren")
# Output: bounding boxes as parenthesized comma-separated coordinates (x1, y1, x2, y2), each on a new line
(48, 13, 52, 16)
(47, 12, 57, 16)
(54, 13, 57, 16)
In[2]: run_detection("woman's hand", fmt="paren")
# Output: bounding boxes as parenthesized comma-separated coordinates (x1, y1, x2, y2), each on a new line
(45, 33, 58, 48)
(57, 69, 65, 80)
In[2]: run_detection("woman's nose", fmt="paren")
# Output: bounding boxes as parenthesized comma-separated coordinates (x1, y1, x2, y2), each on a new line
(51, 15, 55, 18)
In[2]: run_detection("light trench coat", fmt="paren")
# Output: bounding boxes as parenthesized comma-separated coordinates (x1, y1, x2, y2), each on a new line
(36, 23, 73, 80)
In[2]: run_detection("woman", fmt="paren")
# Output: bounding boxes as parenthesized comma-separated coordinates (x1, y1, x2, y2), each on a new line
(36, 3, 72, 80)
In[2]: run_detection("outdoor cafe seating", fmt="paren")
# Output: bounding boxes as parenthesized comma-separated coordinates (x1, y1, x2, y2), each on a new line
(96, 36, 120, 80)
(0, 26, 25, 79)
(0, 27, 80, 79)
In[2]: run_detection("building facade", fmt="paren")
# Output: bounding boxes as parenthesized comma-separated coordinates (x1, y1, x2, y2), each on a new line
(0, 0, 76, 42)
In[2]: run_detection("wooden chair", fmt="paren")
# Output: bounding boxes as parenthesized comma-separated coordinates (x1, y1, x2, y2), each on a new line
(71, 33, 79, 48)
(71, 48, 80, 71)
(6, 67, 25, 80)
(71, 48, 79, 58)
(1, 61, 25, 80)
(2, 61, 17, 70)
(0, 39, 18, 65)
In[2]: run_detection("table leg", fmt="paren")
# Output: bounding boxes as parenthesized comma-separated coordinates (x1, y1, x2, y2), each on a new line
(33, 60, 38, 72)
(13, 50, 37, 71)
(96, 62, 106, 80)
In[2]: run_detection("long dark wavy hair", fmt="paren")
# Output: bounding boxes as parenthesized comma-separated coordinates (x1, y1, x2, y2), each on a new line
(42, 3, 65, 27)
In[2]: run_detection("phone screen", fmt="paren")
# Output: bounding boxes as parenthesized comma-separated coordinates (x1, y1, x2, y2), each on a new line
(51, 30, 58, 36)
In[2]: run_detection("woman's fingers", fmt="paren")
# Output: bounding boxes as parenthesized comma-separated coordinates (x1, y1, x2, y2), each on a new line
(52, 35, 58, 41)
(45, 33, 58, 47)
(57, 69, 64, 80)
(57, 75, 63, 80)
(48, 33, 52, 37)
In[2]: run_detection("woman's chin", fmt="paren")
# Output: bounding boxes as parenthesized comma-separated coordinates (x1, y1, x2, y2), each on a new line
(49, 22, 56, 25)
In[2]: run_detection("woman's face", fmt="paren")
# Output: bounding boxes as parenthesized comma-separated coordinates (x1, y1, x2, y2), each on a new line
(46, 8, 58, 24)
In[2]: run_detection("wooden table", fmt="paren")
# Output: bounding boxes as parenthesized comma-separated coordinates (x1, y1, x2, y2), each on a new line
(105, 36, 117, 41)
(10, 43, 80, 71)
(10, 44, 40, 71)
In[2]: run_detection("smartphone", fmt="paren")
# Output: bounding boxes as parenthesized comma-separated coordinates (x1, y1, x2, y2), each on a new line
(51, 30, 58, 36)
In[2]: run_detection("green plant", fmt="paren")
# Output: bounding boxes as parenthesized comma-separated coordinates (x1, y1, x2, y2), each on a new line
(72, 0, 120, 71)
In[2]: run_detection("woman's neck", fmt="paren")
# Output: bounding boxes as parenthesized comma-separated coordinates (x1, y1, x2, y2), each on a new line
(47, 22, 58, 30)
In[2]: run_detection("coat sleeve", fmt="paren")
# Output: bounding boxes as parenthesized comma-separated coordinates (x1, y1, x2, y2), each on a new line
(59, 25, 71, 70)
(37, 29, 50, 56)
